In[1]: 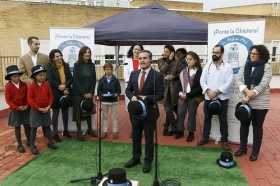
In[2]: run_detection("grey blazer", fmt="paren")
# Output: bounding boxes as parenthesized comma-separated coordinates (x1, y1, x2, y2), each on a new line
(236, 63, 272, 109)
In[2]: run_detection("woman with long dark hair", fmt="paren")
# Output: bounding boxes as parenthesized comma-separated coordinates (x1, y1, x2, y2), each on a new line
(176, 51, 202, 141)
(72, 46, 97, 141)
(124, 44, 144, 138)
(46, 49, 73, 142)
(158, 45, 184, 136)
(234, 45, 272, 161)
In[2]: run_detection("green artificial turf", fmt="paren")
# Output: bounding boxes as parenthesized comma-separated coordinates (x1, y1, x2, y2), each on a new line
(1, 139, 248, 186)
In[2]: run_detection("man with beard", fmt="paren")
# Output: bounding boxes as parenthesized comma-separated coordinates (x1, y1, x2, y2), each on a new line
(19, 36, 48, 85)
(197, 45, 233, 151)
(19, 36, 48, 136)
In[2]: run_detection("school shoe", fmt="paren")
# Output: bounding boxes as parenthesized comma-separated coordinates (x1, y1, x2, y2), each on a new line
(53, 134, 61, 142)
(167, 131, 175, 136)
(47, 143, 58, 149)
(162, 129, 168, 136)
(175, 131, 184, 139)
(197, 138, 209, 146)
(222, 142, 230, 151)
(77, 133, 85, 141)
(186, 132, 194, 142)
(101, 132, 107, 139)
(113, 132, 119, 139)
(31, 148, 39, 155)
(62, 131, 72, 138)
(18, 145, 25, 153)
(87, 129, 97, 137)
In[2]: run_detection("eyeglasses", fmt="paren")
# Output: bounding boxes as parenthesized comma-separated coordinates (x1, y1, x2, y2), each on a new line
(211, 51, 221, 54)
(250, 52, 259, 56)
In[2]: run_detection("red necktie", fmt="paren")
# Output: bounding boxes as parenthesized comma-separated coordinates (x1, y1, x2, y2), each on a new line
(139, 71, 146, 92)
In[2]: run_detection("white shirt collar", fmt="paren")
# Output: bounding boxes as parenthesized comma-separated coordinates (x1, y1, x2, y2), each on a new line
(29, 52, 38, 57)
(141, 67, 151, 74)
(12, 81, 20, 89)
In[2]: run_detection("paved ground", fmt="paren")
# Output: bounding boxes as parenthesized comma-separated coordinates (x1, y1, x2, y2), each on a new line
(0, 93, 279, 185)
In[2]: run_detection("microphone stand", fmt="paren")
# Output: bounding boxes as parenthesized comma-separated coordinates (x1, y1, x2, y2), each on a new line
(152, 67, 160, 186)
(70, 62, 127, 185)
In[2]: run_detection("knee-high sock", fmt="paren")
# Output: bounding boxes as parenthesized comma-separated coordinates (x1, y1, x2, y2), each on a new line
(15, 126, 22, 146)
(23, 125, 31, 145)
(44, 126, 53, 144)
(30, 128, 38, 149)
(62, 108, 69, 132)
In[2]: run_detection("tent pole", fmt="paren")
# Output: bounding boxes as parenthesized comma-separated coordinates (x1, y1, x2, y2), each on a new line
(114, 45, 120, 78)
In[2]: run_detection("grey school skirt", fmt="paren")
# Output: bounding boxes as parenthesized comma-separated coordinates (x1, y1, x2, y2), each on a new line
(30, 108, 52, 128)
(8, 108, 30, 127)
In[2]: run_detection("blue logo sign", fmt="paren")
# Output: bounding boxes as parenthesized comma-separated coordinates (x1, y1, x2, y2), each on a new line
(58, 40, 86, 72)
(218, 35, 253, 74)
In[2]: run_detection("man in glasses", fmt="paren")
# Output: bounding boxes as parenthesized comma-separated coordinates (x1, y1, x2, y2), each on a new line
(198, 44, 233, 151)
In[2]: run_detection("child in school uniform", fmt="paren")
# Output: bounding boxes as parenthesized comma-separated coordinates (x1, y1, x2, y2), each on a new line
(5, 65, 31, 153)
(27, 65, 57, 155)
(97, 63, 121, 139)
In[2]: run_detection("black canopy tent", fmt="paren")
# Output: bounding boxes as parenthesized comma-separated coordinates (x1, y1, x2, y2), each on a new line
(85, 2, 208, 69)
(85, 3, 208, 46)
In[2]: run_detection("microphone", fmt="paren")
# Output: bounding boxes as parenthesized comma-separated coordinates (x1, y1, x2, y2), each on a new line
(112, 62, 127, 73)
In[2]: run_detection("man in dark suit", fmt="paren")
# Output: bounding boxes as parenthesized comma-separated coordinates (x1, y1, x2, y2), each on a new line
(124, 50, 164, 173)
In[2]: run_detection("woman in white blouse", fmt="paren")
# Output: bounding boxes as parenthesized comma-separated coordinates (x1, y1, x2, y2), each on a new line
(124, 44, 144, 138)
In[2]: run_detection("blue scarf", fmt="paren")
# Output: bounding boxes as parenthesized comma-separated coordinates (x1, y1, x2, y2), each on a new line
(244, 59, 266, 90)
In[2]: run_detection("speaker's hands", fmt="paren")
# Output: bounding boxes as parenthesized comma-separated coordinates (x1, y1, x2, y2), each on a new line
(131, 96, 137, 101)
(138, 95, 146, 100)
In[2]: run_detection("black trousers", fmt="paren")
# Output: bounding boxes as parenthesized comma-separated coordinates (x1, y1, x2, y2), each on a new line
(239, 109, 268, 154)
(52, 107, 69, 134)
(131, 117, 156, 164)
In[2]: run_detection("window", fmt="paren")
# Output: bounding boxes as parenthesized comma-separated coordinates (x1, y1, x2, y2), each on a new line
(272, 47, 277, 61)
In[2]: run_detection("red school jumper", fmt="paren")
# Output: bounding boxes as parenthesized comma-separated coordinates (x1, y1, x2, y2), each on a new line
(5, 81, 28, 110)
(27, 81, 53, 110)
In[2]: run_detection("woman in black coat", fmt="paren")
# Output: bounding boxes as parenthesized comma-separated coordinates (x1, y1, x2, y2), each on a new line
(46, 49, 73, 142)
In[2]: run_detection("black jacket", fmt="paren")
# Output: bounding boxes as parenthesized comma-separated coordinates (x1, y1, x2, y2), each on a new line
(46, 62, 73, 108)
(72, 61, 96, 96)
(97, 74, 121, 103)
(125, 68, 164, 120)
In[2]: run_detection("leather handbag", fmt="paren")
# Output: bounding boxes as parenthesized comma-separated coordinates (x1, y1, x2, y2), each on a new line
(194, 95, 205, 104)
(187, 69, 205, 104)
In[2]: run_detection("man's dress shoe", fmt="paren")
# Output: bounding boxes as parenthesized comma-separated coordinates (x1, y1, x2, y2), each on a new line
(143, 162, 151, 173)
(124, 159, 140, 168)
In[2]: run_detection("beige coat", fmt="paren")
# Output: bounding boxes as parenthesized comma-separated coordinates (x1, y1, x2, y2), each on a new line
(18, 52, 48, 84)
(157, 58, 184, 106)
